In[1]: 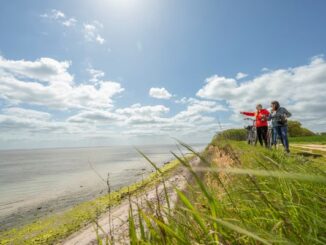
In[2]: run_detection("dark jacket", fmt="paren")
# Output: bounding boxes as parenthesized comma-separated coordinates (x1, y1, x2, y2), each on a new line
(268, 107, 292, 127)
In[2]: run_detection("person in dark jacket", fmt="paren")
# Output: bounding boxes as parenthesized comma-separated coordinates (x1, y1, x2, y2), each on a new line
(268, 101, 292, 153)
(241, 104, 270, 147)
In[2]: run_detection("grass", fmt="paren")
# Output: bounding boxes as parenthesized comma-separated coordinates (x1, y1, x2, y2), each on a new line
(0, 158, 182, 245)
(289, 135, 326, 144)
(125, 139, 326, 244)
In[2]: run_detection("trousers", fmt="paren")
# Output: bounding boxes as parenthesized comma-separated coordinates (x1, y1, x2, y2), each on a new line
(256, 126, 268, 146)
(272, 126, 289, 151)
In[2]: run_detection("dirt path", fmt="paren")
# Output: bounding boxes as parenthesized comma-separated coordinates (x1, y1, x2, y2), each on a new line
(291, 144, 326, 152)
(60, 157, 200, 245)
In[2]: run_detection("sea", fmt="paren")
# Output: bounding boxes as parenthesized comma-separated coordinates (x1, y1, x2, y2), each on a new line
(0, 143, 205, 230)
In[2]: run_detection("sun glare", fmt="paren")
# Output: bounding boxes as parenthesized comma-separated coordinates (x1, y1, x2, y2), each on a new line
(109, 0, 139, 10)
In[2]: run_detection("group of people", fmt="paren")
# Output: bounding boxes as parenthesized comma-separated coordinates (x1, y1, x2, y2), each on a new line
(241, 101, 292, 153)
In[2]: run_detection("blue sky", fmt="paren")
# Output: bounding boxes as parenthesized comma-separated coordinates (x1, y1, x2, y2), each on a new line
(0, 0, 326, 149)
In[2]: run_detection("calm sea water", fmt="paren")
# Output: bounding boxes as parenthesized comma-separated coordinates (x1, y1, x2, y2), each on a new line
(0, 144, 205, 229)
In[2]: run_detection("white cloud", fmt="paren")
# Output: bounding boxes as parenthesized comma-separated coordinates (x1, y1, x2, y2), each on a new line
(0, 100, 223, 148)
(0, 54, 225, 148)
(197, 56, 326, 131)
(83, 22, 105, 44)
(87, 68, 105, 83)
(235, 72, 248, 80)
(41, 10, 107, 46)
(115, 104, 170, 125)
(66, 98, 223, 140)
(68, 110, 124, 123)
(41, 9, 77, 27)
(62, 18, 77, 27)
(68, 81, 124, 109)
(118, 100, 222, 135)
(149, 87, 172, 100)
(2, 107, 51, 120)
(0, 112, 64, 133)
(66, 104, 171, 129)
(0, 107, 68, 140)
(181, 98, 226, 115)
(96, 35, 105, 44)
(0, 56, 124, 110)
(168, 98, 225, 134)
(116, 103, 169, 117)
(174, 97, 189, 104)
(0, 56, 73, 84)
(196, 75, 237, 100)
(41, 9, 65, 19)
(84, 24, 96, 35)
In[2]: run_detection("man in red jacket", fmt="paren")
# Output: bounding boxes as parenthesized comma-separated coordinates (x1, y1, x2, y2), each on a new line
(241, 104, 270, 147)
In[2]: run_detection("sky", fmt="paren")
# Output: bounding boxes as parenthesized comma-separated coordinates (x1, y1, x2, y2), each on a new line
(0, 0, 326, 149)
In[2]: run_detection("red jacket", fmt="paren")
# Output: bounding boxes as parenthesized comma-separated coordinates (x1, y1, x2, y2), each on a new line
(242, 109, 270, 127)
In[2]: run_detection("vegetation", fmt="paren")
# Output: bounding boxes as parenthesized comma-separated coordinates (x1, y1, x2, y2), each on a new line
(290, 135, 326, 144)
(0, 159, 182, 245)
(125, 140, 326, 244)
(214, 120, 317, 142)
(287, 120, 315, 137)
(214, 128, 247, 141)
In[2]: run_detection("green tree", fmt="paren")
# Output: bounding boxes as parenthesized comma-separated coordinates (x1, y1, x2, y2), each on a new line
(287, 120, 315, 137)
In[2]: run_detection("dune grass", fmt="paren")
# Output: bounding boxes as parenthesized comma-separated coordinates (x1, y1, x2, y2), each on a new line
(0, 159, 181, 245)
(126, 140, 326, 244)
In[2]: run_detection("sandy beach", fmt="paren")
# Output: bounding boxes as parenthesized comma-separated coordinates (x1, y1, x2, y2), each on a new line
(61, 156, 200, 245)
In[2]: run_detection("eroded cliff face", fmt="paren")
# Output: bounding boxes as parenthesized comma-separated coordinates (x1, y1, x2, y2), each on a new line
(203, 144, 241, 199)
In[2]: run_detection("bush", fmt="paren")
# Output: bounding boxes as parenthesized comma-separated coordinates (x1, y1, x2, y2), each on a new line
(212, 128, 247, 143)
(287, 120, 315, 137)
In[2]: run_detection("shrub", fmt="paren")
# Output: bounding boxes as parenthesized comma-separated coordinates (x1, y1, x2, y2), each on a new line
(212, 129, 247, 143)
(287, 120, 315, 137)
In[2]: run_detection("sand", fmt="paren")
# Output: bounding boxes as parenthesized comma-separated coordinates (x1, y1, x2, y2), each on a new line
(60, 157, 201, 245)
(291, 144, 326, 152)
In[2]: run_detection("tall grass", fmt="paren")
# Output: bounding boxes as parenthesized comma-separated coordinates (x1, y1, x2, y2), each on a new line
(126, 140, 326, 244)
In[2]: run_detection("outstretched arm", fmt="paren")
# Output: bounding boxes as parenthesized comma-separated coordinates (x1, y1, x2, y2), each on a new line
(240, 111, 255, 117)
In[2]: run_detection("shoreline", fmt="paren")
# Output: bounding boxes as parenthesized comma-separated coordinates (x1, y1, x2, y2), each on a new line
(0, 166, 157, 231)
(0, 156, 193, 245)
(0, 143, 206, 231)
(62, 156, 200, 244)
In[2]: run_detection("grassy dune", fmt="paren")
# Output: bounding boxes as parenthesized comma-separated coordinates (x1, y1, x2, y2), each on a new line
(126, 139, 326, 244)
